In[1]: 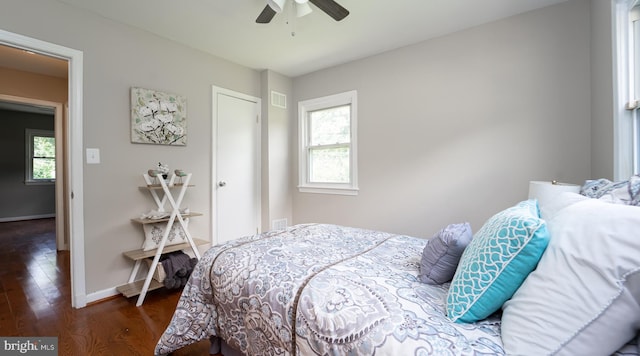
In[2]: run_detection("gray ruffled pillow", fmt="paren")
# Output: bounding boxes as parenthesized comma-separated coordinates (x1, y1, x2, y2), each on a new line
(418, 222, 472, 285)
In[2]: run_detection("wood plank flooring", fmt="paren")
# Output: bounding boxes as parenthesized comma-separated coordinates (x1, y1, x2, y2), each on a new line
(0, 218, 214, 355)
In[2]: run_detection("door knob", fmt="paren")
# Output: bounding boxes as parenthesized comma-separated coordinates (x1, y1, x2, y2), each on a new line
(218, 181, 227, 187)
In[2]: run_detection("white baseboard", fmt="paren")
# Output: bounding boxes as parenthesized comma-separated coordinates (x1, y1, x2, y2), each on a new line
(86, 287, 119, 305)
(0, 214, 55, 222)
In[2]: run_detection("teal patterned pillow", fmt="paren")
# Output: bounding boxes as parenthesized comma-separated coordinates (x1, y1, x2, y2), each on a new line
(446, 199, 550, 323)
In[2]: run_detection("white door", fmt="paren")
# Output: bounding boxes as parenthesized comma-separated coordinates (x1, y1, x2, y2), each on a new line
(213, 87, 261, 244)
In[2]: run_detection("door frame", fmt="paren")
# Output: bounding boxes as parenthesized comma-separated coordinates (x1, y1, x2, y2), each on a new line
(211, 86, 262, 244)
(0, 29, 86, 308)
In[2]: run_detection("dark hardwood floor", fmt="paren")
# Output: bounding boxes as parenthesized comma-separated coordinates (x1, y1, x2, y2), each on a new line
(0, 218, 213, 355)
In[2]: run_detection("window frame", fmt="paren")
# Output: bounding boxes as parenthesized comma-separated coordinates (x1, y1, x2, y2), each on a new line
(298, 90, 358, 195)
(614, 0, 640, 179)
(25, 128, 56, 185)
(633, 3, 640, 174)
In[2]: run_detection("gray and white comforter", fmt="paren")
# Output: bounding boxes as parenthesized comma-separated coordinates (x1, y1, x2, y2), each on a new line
(155, 223, 507, 355)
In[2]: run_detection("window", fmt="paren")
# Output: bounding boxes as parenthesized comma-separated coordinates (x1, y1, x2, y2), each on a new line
(298, 90, 358, 195)
(25, 129, 55, 184)
(614, 0, 640, 178)
(633, 4, 640, 173)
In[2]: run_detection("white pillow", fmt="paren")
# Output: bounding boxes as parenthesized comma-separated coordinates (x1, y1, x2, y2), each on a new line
(142, 218, 189, 251)
(501, 193, 640, 355)
(538, 191, 589, 221)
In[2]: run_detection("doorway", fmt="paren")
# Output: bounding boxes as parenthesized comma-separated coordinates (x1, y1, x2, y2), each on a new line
(0, 29, 86, 308)
(212, 86, 261, 244)
(0, 96, 66, 250)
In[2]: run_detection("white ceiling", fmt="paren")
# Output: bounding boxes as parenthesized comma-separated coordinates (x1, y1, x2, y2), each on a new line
(0, 45, 65, 114)
(54, 0, 568, 78)
(0, 45, 68, 78)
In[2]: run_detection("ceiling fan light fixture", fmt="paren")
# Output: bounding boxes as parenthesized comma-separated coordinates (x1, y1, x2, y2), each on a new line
(296, 2, 313, 17)
(267, 0, 286, 13)
(257, 0, 349, 24)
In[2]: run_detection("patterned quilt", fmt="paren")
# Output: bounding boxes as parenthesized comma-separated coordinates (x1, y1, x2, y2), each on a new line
(155, 224, 505, 355)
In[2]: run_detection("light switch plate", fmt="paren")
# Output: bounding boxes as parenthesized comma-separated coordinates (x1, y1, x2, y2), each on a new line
(86, 148, 100, 164)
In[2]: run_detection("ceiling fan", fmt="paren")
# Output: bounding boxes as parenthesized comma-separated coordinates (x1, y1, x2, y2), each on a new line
(256, 0, 349, 24)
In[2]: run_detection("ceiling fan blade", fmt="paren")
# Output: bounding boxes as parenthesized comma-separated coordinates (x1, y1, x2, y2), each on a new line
(308, 0, 349, 21)
(256, 5, 277, 23)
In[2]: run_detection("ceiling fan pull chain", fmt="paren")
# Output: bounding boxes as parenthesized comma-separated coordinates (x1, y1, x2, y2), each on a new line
(289, 3, 296, 37)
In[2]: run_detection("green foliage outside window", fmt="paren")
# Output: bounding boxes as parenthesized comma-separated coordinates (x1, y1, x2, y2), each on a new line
(308, 105, 351, 184)
(32, 136, 55, 180)
(310, 147, 350, 183)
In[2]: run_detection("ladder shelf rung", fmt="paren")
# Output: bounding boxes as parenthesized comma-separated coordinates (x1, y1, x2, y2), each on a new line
(130, 212, 203, 224)
(122, 238, 209, 261)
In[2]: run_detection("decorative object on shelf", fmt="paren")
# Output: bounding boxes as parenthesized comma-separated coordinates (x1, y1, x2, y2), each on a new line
(157, 162, 170, 179)
(142, 218, 190, 251)
(145, 258, 166, 282)
(147, 163, 172, 181)
(157, 251, 198, 289)
(131, 87, 187, 146)
(140, 207, 190, 220)
(174, 169, 187, 184)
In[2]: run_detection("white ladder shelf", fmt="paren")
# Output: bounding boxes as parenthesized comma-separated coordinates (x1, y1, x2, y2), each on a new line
(117, 172, 203, 306)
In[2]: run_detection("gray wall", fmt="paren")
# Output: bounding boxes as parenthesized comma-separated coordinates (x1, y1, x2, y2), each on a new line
(261, 70, 294, 230)
(590, 0, 615, 180)
(291, 0, 592, 238)
(0, 109, 55, 220)
(1, 0, 263, 296)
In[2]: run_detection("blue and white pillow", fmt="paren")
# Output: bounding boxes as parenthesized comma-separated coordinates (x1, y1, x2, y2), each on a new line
(446, 199, 550, 323)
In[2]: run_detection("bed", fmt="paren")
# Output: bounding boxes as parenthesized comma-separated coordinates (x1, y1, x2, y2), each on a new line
(155, 178, 640, 356)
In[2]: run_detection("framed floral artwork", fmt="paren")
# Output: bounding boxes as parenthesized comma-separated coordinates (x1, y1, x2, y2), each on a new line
(131, 87, 187, 145)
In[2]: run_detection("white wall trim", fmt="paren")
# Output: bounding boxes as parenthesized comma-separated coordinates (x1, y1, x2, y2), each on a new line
(86, 287, 119, 305)
(0, 214, 55, 223)
(297, 90, 358, 194)
(0, 29, 86, 308)
(613, 0, 637, 180)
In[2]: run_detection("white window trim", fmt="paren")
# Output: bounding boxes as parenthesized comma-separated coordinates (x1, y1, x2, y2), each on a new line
(613, 0, 640, 179)
(298, 90, 358, 195)
(25, 128, 55, 185)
